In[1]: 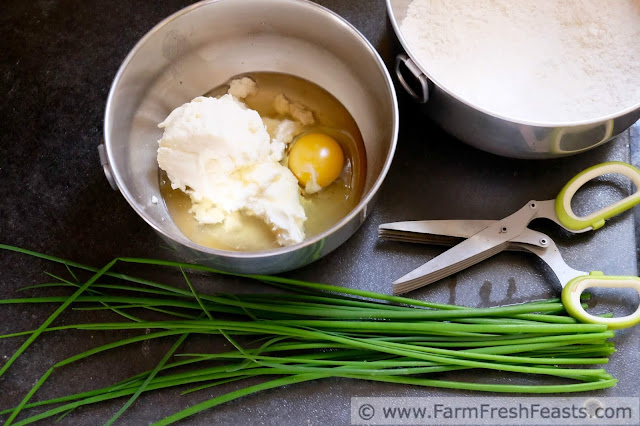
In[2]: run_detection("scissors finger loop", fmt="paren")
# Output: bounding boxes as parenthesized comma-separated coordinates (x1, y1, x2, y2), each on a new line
(561, 274, 640, 329)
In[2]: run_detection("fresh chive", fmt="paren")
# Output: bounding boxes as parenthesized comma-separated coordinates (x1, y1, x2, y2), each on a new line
(0, 244, 623, 425)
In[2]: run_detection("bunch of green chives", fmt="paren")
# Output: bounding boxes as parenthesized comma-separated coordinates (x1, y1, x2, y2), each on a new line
(0, 245, 617, 425)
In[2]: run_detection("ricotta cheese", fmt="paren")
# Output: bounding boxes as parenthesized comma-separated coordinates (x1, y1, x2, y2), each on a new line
(157, 93, 306, 247)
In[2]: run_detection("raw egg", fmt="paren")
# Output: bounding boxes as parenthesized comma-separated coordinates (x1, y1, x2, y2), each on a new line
(288, 132, 344, 190)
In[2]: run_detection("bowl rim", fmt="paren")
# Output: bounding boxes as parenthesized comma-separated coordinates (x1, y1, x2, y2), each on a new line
(385, 0, 640, 128)
(104, 0, 399, 261)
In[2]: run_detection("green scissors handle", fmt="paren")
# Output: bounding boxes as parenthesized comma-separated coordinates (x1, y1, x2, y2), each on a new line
(561, 273, 640, 329)
(555, 162, 640, 231)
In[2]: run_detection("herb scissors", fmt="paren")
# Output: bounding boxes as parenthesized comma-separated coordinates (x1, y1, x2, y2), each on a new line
(379, 162, 640, 329)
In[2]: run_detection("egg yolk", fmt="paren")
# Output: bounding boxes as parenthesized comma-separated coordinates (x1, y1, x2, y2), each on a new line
(288, 133, 344, 190)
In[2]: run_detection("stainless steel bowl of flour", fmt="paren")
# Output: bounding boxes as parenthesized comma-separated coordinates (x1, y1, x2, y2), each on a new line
(388, 0, 640, 159)
(101, 0, 398, 274)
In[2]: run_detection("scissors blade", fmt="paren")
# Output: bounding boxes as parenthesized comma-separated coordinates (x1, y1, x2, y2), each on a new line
(379, 220, 494, 239)
(392, 202, 537, 294)
(392, 232, 510, 294)
(380, 220, 550, 248)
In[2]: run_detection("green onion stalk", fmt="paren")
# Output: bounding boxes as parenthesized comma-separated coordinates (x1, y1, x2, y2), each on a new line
(0, 244, 619, 425)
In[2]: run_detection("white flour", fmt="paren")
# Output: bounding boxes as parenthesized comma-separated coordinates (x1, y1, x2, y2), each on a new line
(400, 0, 640, 122)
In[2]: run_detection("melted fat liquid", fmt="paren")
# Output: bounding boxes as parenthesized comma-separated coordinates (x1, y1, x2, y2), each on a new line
(160, 72, 367, 251)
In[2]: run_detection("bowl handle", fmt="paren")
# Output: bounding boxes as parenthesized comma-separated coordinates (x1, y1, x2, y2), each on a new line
(98, 143, 118, 190)
(395, 54, 429, 104)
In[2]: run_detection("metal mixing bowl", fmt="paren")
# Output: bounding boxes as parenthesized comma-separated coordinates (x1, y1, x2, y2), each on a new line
(101, 0, 398, 274)
(387, 0, 640, 159)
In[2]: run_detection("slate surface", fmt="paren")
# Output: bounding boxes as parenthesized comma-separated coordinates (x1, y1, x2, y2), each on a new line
(1, 0, 639, 424)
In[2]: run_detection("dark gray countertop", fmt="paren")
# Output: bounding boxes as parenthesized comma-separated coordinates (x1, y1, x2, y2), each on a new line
(1, 0, 639, 424)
